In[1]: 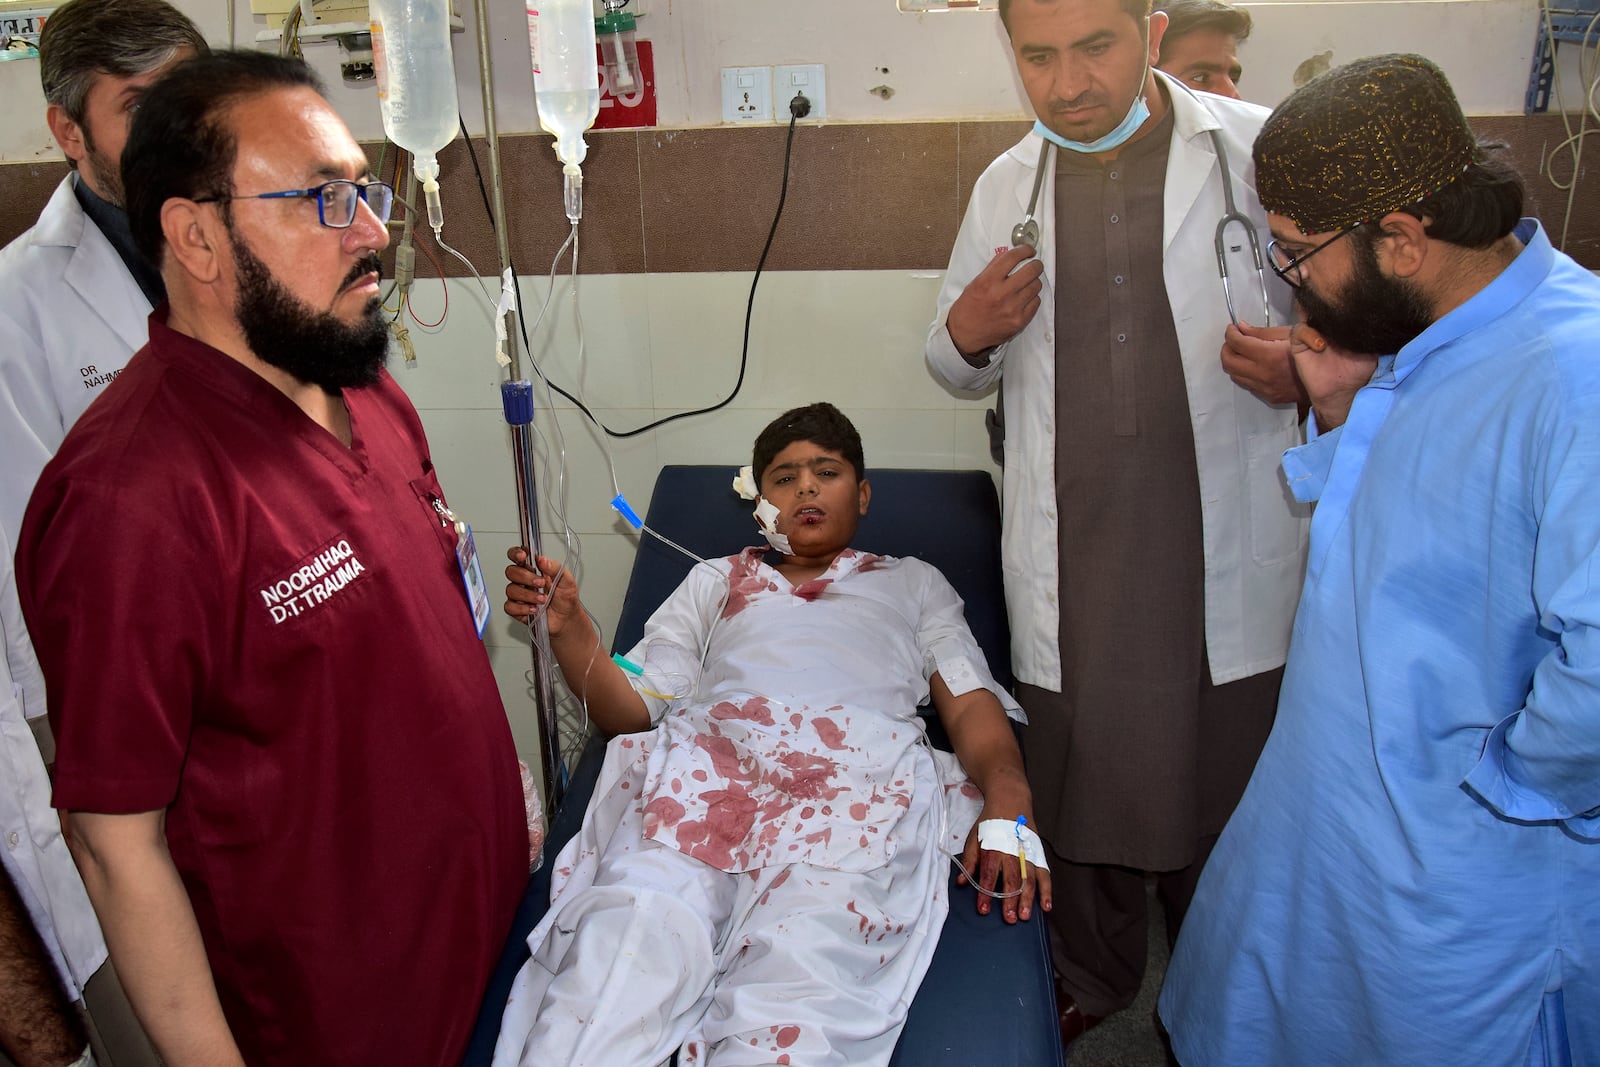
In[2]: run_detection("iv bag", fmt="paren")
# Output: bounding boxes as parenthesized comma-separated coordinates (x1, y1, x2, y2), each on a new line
(371, 0, 459, 187)
(529, 0, 600, 169)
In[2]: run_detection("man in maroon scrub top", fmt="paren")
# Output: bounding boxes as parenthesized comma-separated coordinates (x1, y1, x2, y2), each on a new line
(15, 51, 527, 1066)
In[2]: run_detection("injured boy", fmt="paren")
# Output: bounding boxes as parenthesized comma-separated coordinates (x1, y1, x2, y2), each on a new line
(495, 403, 1050, 1067)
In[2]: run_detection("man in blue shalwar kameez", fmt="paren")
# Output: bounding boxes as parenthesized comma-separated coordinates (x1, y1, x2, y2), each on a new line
(1160, 53, 1600, 1065)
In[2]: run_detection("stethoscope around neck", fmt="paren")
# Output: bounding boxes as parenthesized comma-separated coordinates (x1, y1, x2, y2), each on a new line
(1010, 92, 1273, 328)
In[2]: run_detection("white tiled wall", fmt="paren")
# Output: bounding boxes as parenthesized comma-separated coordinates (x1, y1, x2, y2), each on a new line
(390, 269, 993, 770)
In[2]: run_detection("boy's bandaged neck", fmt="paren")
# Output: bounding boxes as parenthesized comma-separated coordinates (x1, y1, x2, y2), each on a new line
(753, 497, 793, 555)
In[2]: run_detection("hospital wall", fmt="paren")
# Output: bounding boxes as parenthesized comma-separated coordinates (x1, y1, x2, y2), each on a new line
(2, 0, 1597, 774)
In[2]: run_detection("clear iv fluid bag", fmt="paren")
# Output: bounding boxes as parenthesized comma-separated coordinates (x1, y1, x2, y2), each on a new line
(528, 0, 599, 169)
(372, 0, 458, 227)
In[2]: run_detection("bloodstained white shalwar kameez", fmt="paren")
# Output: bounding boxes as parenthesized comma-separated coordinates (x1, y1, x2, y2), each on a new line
(493, 548, 1022, 1067)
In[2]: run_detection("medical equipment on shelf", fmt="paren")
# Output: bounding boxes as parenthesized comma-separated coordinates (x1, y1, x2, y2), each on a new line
(595, 0, 639, 93)
(528, 0, 600, 223)
(370, 0, 458, 234)
(1011, 90, 1273, 328)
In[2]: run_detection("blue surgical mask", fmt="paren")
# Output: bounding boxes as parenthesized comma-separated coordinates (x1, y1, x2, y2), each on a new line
(1033, 44, 1153, 155)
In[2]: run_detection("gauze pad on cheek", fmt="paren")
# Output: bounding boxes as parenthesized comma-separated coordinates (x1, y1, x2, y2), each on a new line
(753, 497, 793, 555)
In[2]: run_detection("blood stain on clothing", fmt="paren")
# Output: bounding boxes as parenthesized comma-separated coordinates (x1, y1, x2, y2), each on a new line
(721, 552, 779, 619)
(643, 796, 686, 836)
(792, 577, 833, 601)
(708, 696, 776, 726)
(811, 717, 849, 750)
(849, 802, 870, 820)
(773, 750, 843, 800)
(676, 786, 758, 869)
(774, 1025, 800, 1048)
(694, 734, 758, 783)
(692, 769, 708, 782)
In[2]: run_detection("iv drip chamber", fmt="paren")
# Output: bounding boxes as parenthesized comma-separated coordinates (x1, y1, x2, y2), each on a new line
(371, 0, 459, 231)
(528, 0, 600, 172)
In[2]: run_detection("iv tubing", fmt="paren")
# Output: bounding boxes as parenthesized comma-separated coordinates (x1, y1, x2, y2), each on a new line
(475, 0, 521, 379)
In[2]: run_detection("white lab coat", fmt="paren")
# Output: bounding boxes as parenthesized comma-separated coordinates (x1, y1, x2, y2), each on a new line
(926, 74, 1304, 691)
(0, 173, 152, 996)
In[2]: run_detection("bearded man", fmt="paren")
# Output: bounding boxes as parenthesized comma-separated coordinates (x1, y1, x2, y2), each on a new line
(15, 51, 527, 1067)
(1161, 53, 1600, 1064)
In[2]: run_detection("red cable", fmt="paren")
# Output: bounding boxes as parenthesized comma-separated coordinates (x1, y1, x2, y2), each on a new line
(406, 236, 450, 329)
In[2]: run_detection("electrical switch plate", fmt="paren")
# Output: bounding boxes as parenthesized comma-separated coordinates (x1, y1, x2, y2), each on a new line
(773, 64, 826, 121)
(721, 66, 773, 124)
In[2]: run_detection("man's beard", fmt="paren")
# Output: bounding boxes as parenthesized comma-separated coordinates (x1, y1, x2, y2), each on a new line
(1295, 234, 1435, 357)
(230, 230, 389, 393)
(81, 126, 124, 207)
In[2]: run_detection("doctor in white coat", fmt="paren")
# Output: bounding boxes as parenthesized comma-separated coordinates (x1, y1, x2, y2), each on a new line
(0, 2, 204, 1063)
(925, 0, 1301, 1048)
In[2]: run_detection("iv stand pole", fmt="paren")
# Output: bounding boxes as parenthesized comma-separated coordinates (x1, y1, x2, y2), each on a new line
(475, 0, 564, 815)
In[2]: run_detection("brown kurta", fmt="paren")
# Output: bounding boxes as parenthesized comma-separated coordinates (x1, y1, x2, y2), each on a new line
(1019, 111, 1276, 871)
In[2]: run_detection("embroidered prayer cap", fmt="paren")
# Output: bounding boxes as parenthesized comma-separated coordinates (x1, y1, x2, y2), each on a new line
(1252, 53, 1475, 235)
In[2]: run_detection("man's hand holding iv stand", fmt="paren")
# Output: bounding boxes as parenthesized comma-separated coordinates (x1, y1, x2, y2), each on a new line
(1288, 322, 1379, 432)
(945, 244, 1045, 367)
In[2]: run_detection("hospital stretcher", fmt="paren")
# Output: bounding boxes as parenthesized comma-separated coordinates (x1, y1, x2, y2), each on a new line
(464, 465, 1063, 1067)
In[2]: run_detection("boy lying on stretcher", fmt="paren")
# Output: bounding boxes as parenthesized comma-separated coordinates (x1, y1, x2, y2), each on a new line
(494, 403, 1050, 1067)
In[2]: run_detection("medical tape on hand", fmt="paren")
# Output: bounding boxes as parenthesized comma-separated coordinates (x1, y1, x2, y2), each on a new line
(977, 819, 1049, 871)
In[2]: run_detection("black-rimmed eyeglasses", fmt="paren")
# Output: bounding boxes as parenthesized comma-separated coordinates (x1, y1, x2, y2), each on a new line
(1266, 222, 1363, 288)
(194, 179, 395, 229)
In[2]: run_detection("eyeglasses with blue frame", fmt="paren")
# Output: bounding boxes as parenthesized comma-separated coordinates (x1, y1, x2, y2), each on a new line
(194, 179, 395, 229)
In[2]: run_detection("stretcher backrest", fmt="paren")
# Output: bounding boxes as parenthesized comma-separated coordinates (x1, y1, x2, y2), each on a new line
(611, 465, 1013, 693)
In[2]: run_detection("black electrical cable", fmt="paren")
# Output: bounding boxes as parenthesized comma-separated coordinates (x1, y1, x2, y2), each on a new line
(455, 108, 802, 438)
(456, 117, 603, 427)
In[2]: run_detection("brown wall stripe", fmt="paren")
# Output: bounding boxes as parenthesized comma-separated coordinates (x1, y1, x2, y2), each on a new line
(3, 116, 1595, 273)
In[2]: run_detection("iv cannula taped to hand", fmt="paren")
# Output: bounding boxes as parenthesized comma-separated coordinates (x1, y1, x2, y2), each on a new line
(371, 0, 459, 234)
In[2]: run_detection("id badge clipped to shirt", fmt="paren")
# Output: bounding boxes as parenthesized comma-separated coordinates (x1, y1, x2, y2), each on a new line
(455, 521, 493, 640)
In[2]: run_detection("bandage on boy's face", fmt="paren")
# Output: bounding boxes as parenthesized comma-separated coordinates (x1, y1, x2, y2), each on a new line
(757, 441, 871, 561)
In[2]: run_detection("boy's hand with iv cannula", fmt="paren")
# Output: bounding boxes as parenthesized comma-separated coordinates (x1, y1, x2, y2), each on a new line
(503, 547, 581, 636)
(504, 547, 650, 735)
